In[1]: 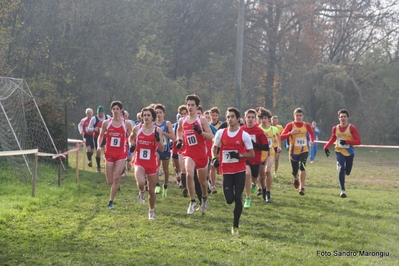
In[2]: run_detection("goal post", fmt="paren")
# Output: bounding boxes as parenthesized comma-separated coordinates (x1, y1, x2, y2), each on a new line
(0, 76, 62, 182)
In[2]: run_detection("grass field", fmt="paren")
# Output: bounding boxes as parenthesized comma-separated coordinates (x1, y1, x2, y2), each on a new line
(0, 147, 398, 265)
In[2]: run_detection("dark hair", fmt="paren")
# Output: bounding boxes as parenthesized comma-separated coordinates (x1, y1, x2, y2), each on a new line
(185, 94, 200, 106)
(226, 107, 240, 119)
(197, 105, 203, 112)
(154, 103, 166, 113)
(110, 101, 123, 110)
(338, 109, 349, 117)
(210, 107, 220, 115)
(141, 106, 157, 121)
(257, 108, 272, 118)
(178, 105, 188, 114)
(244, 108, 257, 117)
(204, 110, 210, 115)
(294, 108, 303, 114)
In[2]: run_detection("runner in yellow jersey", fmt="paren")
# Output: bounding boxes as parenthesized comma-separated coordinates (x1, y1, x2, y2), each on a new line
(280, 108, 314, 196)
(271, 116, 284, 177)
(257, 109, 281, 203)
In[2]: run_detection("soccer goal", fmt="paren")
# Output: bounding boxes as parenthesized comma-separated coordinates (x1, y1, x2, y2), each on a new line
(0, 76, 61, 182)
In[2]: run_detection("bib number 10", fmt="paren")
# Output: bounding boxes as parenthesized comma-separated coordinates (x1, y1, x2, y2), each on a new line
(186, 135, 198, 146)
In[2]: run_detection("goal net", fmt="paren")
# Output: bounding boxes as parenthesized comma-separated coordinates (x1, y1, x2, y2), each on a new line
(0, 76, 61, 183)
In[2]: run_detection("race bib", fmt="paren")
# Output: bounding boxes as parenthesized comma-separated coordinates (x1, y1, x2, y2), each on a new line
(268, 137, 273, 147)
(295, 137, 307, 146)
(222, 150, 239, 163)
(139, 148, 151, 160)
(163, 135, 168, 149)
(186, 135, 198, 146)
(110, 137, 121, 147)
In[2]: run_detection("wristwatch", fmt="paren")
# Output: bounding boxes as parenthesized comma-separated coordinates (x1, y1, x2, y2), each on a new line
(239, 154, 243, 158)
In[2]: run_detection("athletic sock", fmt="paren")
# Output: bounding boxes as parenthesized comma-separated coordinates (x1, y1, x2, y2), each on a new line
(181, 173, 187, 188)
(96, 157, 101, 167)
(87, 152, 93, 161)
(163, 184, 168, 189)
(202, 196, 208, 202)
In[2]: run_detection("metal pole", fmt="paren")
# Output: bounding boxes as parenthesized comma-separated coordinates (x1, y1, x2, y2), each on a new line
(234, 0, 245, 110)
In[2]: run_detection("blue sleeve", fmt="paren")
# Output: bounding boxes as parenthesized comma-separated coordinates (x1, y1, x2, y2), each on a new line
(209, 124, 217, 134)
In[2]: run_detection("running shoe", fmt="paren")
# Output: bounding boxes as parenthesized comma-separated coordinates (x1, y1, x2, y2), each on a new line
(88, 160, 92, 167)
(200, 199, 209, 213)
(158, 168, 163, 176)
(251, 184, 257, 194)
(231, 227, 239, 235)
(155, 185, 161, 194)
(340, 190, 347, 198)
(96, 167, 101, 173)
(244, 198, 251, 208)
(138, 191, 145, 203)
(107, 202, 115, 210)
(211, 186, 217, 194)
(187, 201, 197, 215)
(299, 188, 305, 196)
(182, 188, 188, 198)
(257, 189, 262, 196)
(265, 192, 272, 203)
(162, 187, 167, 198)
(148, 209, 155, 220)
(293, 178, 299, 189)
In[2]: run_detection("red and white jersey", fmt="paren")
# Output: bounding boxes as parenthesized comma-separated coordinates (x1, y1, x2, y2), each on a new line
(104, 118, 128, 156)
(78, 117, 93, 136)
(133, 125, 159, 168)
(218, 128, 248, 174)
(181, 116, 207, 160)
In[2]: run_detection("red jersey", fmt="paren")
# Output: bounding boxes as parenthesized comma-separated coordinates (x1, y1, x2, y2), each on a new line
(104, 118, 128, 156)
(241, 124, 268, 165)
(219, 128, 247, 174)
(133, 125, 159, 173)
(181, 117, 207, 160)
(78, 117, 93, 136)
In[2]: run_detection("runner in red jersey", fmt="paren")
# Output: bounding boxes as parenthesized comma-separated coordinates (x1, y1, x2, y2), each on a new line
(172, 105, 188, 191)
(97, 101, 133, 210)
(131, 106, 164, 220)
(78, 108, 94, 167)
(240, 109, 269, 208)
(88, 105, 111, 172)
(176, 94, 214, 215)
(212, 107, 254, 235)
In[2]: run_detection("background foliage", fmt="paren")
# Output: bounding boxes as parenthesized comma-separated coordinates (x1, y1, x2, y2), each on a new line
(0, 0, 398, 144)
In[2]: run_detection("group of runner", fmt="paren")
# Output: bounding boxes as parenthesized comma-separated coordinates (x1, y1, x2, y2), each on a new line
(78, 95, 361, 234)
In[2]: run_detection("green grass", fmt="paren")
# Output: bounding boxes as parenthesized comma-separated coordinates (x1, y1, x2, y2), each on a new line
(0, 147, 398, 265)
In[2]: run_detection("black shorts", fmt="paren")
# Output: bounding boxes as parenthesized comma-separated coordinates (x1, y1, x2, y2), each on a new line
(94, 137, 106, 149)
(84, 135, 94, 149)
(246, 161, 260, 178)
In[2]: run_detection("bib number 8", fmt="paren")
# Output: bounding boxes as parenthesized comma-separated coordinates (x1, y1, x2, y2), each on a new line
(139, 149, 151, 160)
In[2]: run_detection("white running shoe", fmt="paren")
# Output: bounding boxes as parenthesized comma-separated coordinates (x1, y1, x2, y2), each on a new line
(148, 209, 155, 220)
(201, 199, 209, 213)
(340, 190, 347, 198)
(187, 201, 197, 215)
(158, 167, 163, 176)
(138, 191, 145, 204)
